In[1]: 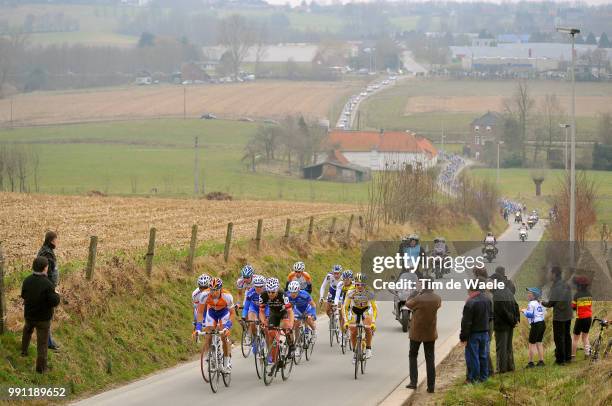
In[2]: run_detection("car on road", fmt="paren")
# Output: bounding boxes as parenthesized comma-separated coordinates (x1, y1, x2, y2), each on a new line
(200, 113, 217, 120)
(360, 91, 367, 96)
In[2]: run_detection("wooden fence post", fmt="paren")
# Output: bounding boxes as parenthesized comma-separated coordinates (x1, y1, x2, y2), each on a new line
(85, 236, 98, 280)
(358, 215, 364, 229)
(224, 222, 233, 262)
(284, 218, 291, 239)
(0, 243, 5, 335)
(256, 219, 263, 251)
(145, 227, 156, 276)
(346, 214, 354, 242)
(307, 216, 314, 243)
(187, 224, 198, 273)
(328, 217, 337, 244)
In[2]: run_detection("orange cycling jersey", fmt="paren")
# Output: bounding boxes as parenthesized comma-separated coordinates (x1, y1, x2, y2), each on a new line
(199, 288, 234, 311)
(287, 271, 312, 285)
(572, 291, 592, 319)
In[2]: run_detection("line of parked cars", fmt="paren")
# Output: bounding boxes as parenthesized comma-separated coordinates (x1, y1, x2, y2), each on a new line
(335, 75, 398, 129)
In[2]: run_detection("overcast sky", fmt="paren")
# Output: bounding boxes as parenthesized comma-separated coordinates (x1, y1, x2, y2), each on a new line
(265, 0, 612, 5)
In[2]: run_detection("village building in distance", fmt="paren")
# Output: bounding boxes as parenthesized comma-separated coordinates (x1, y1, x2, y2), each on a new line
(303, 129, 438, 182)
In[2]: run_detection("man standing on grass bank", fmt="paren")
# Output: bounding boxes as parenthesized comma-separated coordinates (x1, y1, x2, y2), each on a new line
(405, 279, 442, 393)
(20, 256, 60, 373)
(37, 231, 60, 351)
(490, 271, 520, 373)
(542, 266, 573, 365)
(460, 283, 492, 383)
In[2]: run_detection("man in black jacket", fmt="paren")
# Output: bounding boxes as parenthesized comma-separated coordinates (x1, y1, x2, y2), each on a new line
(37, 231, 60, 350)
(21, 256, 60, 373)
(542, 266, 573, 365)
(460, 284, 492, 383)
(490, 273, 520, 373)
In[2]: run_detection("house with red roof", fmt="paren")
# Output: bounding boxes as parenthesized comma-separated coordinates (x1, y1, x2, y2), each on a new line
(320, 129, 438, 171)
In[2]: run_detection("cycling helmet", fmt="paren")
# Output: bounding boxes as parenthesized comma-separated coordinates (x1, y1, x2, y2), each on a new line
(487, 232, 493, 236)
(293, 261, 305, 272)
(341, 270, 353, 279)
(408, 233, 419, 241)
(354, 273, 367, 284)
(241, 264, 254, 278)
(332, 264, 343, 273)
(265, 277, 280, 292)
(288, 280, 301, 293)
(253, 275, 266, 287)
(210, 277, 223, 290)
(197, 274, 211, 288)
(434, 236, 445, 243)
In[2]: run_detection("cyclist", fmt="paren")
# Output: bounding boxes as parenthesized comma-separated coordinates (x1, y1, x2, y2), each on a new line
(319, 264, 343, 317)
(334, 270, 354, 340)
(242, 275, 267, 352)
(571, 276, 593, 358)
(287, 280, 317, 339)
(236, 264, 257, 317)
(259, 277, 295, 371)
(398, 234, 426, 278)
(192, 274, 211, 335)
(286, 261, 312, 293)
(196, 277, 235, 373)
(343, 273, 378, 364)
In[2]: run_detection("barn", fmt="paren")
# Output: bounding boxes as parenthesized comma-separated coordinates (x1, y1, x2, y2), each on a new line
(303, 150, 370, 182)
(321, 130, 438, 170)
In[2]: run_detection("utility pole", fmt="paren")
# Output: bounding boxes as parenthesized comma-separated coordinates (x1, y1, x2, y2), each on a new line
(194, 136, 199, 195)
(560, 123, 570, 170)
(441, 123, 446, 155)
(183, 86, 187, 120)
(497, 141, 504, 184)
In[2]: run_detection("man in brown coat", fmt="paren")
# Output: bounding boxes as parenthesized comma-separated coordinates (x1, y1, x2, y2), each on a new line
(404, 280, 442, 393)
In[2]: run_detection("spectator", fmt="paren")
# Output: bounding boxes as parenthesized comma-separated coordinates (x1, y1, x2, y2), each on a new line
(522, 287, 546, 367)
(405, 280, 442, 393)
(37, 231, 60, 351)
(460, 281, 492, 383)
(490, 273, 520, 373)
(493, 266, 516, 294)
(473, 267, 494, 376)
(571, 276, 592, 359)
(20, 256, 60, 373)
(542, 266, 573, 365)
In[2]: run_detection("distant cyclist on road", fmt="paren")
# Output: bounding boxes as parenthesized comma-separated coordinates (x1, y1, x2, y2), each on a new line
(287, 280, 317, 336)
(242, 275, 267, 352)
(259, 277, 295, 368)
(334, 270, 354, 338)
(319, 264, 343, 317)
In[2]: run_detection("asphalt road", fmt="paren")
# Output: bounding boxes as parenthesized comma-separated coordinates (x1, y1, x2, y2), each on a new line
(75, 221, 545, 406)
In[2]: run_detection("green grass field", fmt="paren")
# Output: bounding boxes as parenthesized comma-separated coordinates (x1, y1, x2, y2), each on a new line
(0, 119, 369, 202)
(360, 79, 610, 139)
(468, 167, 612, 227)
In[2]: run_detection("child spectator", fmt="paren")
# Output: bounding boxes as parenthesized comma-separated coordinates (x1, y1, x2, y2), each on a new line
(522, 287, 546, 368)
(571, 276, 593, 358)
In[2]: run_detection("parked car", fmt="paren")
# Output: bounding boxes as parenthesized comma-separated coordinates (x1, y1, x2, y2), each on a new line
(239, 117, 255, 122)
(200, 113, 217, 120)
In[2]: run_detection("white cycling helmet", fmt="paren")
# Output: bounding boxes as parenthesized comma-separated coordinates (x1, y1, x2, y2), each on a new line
(288, 280, 301, 293)
(253, 275, 266, 287)
(197, 274, 211, 288)
(293, 261, 305, 272)
(265, 277, 280, 292)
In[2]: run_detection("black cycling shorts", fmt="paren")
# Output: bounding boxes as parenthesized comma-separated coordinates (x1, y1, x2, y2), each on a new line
(529, 321, 546, 344)
(269, 310, 288, 328)
(573, 318, 592, 335)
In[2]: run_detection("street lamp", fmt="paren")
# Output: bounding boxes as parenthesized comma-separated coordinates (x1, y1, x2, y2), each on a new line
(559, 123, 570, 170)
(557, 26, 580, 264)
(497, 140, 504, 184)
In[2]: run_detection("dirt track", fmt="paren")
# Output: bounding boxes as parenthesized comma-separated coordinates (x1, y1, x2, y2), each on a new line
(0, 81, 358, 126)
(0, 192, 356, 269)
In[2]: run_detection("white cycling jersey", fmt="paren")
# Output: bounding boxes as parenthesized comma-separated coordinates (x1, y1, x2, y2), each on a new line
(320, 272, 342, 300)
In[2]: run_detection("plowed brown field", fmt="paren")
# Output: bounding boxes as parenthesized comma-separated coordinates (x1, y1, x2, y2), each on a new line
(0, 193, 356, 269)
(0, 81, 358, 126)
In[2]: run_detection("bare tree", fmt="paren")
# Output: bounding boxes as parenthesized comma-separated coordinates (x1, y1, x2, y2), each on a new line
(0, 29, 28, 98)
(0, 145, 5, 191)
(31, 148, 40, 192)
(4, 148, 15, 192)
(15, 146, 28, 192)
(540, 94, 565, 162)
(254, 22, 268, 75)
(503, 81, 534, 162)
(218, 14, 254, 77)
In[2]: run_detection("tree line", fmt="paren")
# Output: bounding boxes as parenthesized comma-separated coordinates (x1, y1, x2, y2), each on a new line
(242, 116, 327, 175)
(0, 144, 40, 193)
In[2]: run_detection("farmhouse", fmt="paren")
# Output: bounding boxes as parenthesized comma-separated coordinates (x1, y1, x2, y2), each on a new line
(468, 111, 502, 158)
(321, 130, 438, 171)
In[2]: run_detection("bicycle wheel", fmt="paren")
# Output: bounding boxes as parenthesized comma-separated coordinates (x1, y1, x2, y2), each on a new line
(254, 332, 265, 379)
(334, 313, 340, 344)
(329, 313, 335, 347)
(200, 338, 210, 383)
(208, 343, 220, 393)
(360, 340, 367, 375)
(354, 334, 361, 380)
(281, 344, 293, 381)
(241, 325, 252, 358)
(294, 329, 304, 365)
(591, 337, 601, 361)
(341, 329, 348, 354)
(222, 359, 232, 387)
(262, 341, 275, 386)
